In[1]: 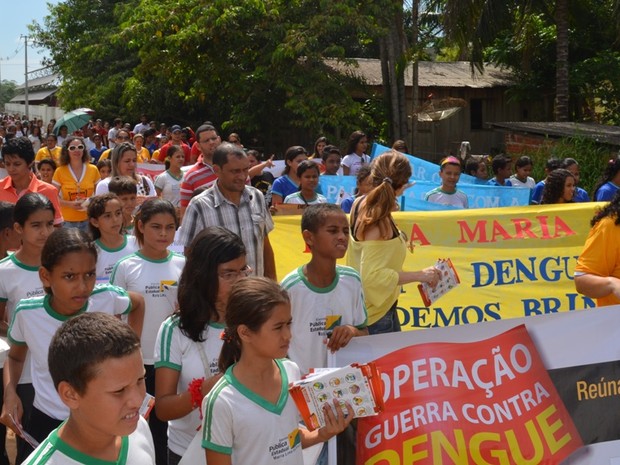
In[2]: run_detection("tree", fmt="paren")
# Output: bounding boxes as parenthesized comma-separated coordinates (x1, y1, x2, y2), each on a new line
(554, 0, 569, 121)
(438, 0, 620, 123)
(29, 0, 141, 121)
(31, 0, 403, 149)
(0, 80, 18, 108)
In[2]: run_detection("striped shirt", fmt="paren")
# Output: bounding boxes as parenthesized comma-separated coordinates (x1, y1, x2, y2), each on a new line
(179, 182, 273, 276)
(179, 162, 218, 207)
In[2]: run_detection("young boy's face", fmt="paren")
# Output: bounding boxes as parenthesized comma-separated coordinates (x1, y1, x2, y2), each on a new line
(69, 350, 146, 439)
(304, 212, 349, 259)
(439, 164, 461, 192)
(117, 193, 137, 218)
(323, 154, 341, 175)
(498, 162, 512, 179)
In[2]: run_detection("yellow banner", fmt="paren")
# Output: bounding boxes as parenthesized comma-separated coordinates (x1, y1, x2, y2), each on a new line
(272, 203, 601, 330)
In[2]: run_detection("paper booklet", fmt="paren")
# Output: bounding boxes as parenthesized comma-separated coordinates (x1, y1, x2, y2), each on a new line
(418, 258, 460, 306)
(289, 363, 384, 431)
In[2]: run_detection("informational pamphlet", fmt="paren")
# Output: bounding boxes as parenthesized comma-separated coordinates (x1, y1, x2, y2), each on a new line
(418, 258, 460, 306)
(289, 363, 384, 431)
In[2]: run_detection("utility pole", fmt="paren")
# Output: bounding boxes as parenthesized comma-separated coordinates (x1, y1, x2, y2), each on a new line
(22, 35, 29, 119)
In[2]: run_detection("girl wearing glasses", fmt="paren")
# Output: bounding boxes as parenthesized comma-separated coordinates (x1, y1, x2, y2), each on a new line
(52, 136, 100, 231)
(154, 226, 249, 465)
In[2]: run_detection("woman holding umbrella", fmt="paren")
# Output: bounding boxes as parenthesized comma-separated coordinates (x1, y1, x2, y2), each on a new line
(52, 136, 101, 231)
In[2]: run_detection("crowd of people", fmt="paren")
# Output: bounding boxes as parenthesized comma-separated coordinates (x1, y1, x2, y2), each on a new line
(0, 111, 618, 465)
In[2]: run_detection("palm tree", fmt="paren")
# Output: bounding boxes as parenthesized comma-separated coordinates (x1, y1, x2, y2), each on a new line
(555, 0, 569, 121)
(439, 0, 574, 122)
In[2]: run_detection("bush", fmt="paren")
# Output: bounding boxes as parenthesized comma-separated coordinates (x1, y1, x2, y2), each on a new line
(520, 136, 616, 197)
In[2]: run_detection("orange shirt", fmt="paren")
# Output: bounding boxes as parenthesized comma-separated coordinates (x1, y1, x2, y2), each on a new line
(0, 174, 64, 224)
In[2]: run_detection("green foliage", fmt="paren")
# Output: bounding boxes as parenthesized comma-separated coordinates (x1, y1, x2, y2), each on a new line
(29, 0, 141, 121)
(29, 0, 414, 150)
(573, 51, 620, 125)
(0, 80, 18, 108)
(522, 136, 613, 195)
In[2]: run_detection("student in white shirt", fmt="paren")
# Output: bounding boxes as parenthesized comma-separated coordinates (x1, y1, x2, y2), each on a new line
(1, 228, 144, 454)
(87, 193, 138, 284)
(202, 277, 352, 465)
(23, 312, 155, 464)
(110, 199, 184, 465)
(155, 226, 248, 465)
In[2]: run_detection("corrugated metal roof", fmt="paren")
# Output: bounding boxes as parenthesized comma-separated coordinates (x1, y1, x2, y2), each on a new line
(490, 122, 620, 146)
(17, 73, 60, 90)
(10, 88, 57, 103)
(325, 59, 514, 88)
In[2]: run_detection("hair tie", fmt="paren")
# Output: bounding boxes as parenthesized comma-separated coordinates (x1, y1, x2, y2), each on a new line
(383, 177, 393, 185)
(220, 328, 234, 343)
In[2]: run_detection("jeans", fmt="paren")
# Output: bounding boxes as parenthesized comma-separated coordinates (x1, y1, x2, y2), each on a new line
(367, 302, 401, 335)
(62, 220, 90, 233)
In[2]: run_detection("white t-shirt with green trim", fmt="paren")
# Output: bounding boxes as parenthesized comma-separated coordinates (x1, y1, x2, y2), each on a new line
(154, 315, 224, 455)
(0, 253, 45, 381)
(424, 187, 469, 208)
(94, 236, 138, 284)
(283, 192, 327, 205)
(202, 359, 302, 465)
(23, 416, 155, 464)
(8, 285, 131, 420)
(110, 251, 185, 365)
(281, 265, 368, 375)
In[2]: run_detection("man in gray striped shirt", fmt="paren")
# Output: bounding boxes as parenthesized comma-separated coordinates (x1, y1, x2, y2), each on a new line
(178, 142, 276, 278)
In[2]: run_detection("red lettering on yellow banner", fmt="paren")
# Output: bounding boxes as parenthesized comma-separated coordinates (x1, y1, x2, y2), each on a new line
(409, 224, 432, 246)
(457, 216, 576, 244)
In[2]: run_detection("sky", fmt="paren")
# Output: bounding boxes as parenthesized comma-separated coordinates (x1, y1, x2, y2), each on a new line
(1, 0, 59, 85)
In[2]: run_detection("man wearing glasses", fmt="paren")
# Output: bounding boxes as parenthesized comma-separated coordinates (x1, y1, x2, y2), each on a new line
(98, 130, 131, 161)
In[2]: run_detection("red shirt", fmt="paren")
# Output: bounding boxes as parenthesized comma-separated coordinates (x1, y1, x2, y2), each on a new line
(155, 142, 191, 164)
(0, 174, 64, 225)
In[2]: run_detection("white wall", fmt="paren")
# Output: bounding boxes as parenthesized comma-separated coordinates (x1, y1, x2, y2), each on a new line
(3, 104, 65, 122)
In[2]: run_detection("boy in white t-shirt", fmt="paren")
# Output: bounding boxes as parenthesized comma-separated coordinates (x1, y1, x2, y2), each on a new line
(281, 204, 368, 376)
(23, 312, 155, 464)
(281, 204, 367, 465)
(425, 156, 469, 209)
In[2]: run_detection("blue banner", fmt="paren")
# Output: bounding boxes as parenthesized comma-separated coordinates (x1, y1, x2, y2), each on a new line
(318, 157, 530, 210)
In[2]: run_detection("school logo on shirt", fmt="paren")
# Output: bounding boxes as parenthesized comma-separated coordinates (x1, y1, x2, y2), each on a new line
(309, 315, 342, 335)
(288, 428, 300, 449)
(269, 429, 300, 460)
(159, 280, 177, 292)
(325, 315, 342, 331)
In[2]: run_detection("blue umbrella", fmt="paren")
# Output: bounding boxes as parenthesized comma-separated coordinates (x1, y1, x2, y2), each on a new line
(53, 109, 92, 135)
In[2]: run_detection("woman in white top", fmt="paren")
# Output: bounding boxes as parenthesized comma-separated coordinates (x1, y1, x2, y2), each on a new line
(341, 130, 370, 176)
(95, 142, 156, 202)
